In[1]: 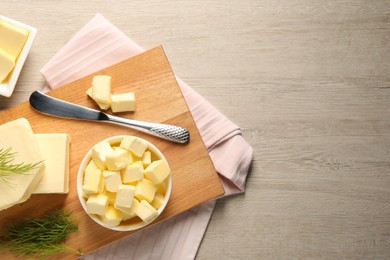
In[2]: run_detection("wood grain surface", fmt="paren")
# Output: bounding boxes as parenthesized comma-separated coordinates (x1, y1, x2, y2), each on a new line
(0, 0, 390, 259)
(0, 46, 224, 259)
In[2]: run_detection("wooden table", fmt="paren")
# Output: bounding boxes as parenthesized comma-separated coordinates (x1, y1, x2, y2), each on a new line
(1, 1, 390, 259)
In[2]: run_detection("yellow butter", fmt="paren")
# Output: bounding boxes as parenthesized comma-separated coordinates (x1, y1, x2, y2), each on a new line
(151, 192, 164, 210)
(33, 134, 70, 194)
(0, 19, 29, 59)
(86, 88, 110, 110)
(91, 75, 111, 106)
(91, 141, 113, 170)
(114, 184, 135, 208)
(111, 92, 135, 113)
(122, 161, 144, 183)
(103, 170, 122, 192)
(0, 47, 15, 83)
(82, 160, 103, 194)
(135, 178, 157, 203)
(86, 193, 109, 215)
(116, 198, 140, 220)
(141, 151, 151, 167)
(0, 118, 44, 211)
(135, 200, 158, 223)
(106, 147, 131, 171)
(120, 136, 147, 157)
(144, 160, 171, 185)
(101, 206, 122, 227)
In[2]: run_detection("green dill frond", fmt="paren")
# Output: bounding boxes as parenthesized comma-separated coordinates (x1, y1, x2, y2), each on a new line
(0, 209, 81, 258)
(0, 147, 43, 185)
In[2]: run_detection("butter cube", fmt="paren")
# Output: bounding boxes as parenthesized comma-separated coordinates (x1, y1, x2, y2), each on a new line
(135, 200, 158, 223)
(0, 19, 29, 59)
(104, 191, 117, 205)
(120, 136, 147, 157)
(103, 170, 122, 192)
(91, 75, 111, 106)
(0, 48, 15, 82)
(86, 88, 110, 110)
(122, 161, 143, 183)
(33, 134, 70, 194)
(91, 141, 113, 170)
(106, 147, 131, 171)
(82, 160, 103, 194)
(116, 198, 139, 220)
(111, 92, 135, 113)
(101, 206, 122, 227)
(157, 179, 168, 195)
(86, 194, 108, 215)
(135, 179, 157, 203)
(144, 160, 171, 185)
(142, 151, 151, 167)
(151, 192, 165, 210)
(114, 185, 135, 208)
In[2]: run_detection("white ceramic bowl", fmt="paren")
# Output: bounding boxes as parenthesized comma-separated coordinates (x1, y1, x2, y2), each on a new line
(0, 15, 37, 97)
(77, 135, 172, 231)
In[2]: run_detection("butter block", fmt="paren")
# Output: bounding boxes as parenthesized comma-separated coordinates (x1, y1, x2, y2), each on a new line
(135, 200, 158, 223)
(0, 118, 44, 211)
(104, 190, 116, 205)
(111, 92, 135, 113)
(91, 141, 113, 170)
(144, 160, 171, 185)
(82, 160, 103, 194)
(135, 179, 157, 203)
(122, 161, 143, 183)
(106, 147, 131, 171)
(116, 198, 139, 220)
(151, 192, 165, 210)
(0, 19, 29, 59)
(86, 88, 110, 110)
(86, 193, 108, 215)
(91, 75, 111, 106)
(103, 170, 122, 192)
(114, 185, 135, 208)
(0, 47, 15, 83)
(142, 151, 151, 167)
(157, 179, 168, 195)
(33, 134, 70, 194)
(120, 136, 147, 157)
(101, 206, 122, 227)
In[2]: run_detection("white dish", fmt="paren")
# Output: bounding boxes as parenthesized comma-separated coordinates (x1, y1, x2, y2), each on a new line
(77, 135, 172, 231)
(0, 15, 37, 97)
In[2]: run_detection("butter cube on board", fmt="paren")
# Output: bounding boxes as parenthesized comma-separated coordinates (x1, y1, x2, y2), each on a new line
(91, 75, 111, 106)
(111, 92, 135, 113)
(33, 134, 70, 194)
(0, 118, 44, 211)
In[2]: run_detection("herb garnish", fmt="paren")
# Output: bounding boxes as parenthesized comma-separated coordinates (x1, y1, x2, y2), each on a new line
(0, 147, 43, 185)
(0, 209, 83, 258)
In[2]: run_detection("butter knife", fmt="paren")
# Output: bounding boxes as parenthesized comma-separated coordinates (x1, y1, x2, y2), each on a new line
(29, 91, 190, 144)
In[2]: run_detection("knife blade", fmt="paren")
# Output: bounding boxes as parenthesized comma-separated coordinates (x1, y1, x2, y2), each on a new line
(29, 91, 190, 144)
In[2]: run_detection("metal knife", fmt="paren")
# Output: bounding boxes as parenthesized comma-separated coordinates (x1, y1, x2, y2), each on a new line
(29, 91, 190, 144)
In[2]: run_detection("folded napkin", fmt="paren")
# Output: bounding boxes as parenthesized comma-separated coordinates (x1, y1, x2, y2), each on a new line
(40, 13, 253, 260)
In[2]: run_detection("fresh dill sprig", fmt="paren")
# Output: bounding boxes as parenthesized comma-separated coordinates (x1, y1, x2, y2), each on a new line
(0, 147, 43, 185)
(0, 209, 82, 258)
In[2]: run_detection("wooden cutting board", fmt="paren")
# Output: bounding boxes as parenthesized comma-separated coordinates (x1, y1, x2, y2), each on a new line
(0, 46, 224, 259)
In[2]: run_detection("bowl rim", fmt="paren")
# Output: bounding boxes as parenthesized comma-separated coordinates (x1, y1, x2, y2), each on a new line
(0, 15, 37, 97)
(77, 135, 172, 231)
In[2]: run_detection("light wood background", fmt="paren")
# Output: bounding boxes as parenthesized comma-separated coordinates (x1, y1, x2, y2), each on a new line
(1, 1, 390, 259)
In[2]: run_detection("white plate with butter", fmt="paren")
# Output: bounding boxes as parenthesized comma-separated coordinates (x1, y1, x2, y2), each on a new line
(77, 135, 172, 231)
(0, 15, 37, 97)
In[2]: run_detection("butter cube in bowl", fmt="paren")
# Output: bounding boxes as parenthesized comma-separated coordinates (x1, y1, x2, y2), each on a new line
(77, 135, 172, 231)
(0, 15, 37, 97)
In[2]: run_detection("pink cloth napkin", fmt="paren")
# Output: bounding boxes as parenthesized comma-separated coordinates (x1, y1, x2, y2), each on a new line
(40, 13, 253, 260)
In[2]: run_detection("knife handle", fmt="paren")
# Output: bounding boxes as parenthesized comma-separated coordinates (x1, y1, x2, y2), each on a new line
(106, 114, 190, 144)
